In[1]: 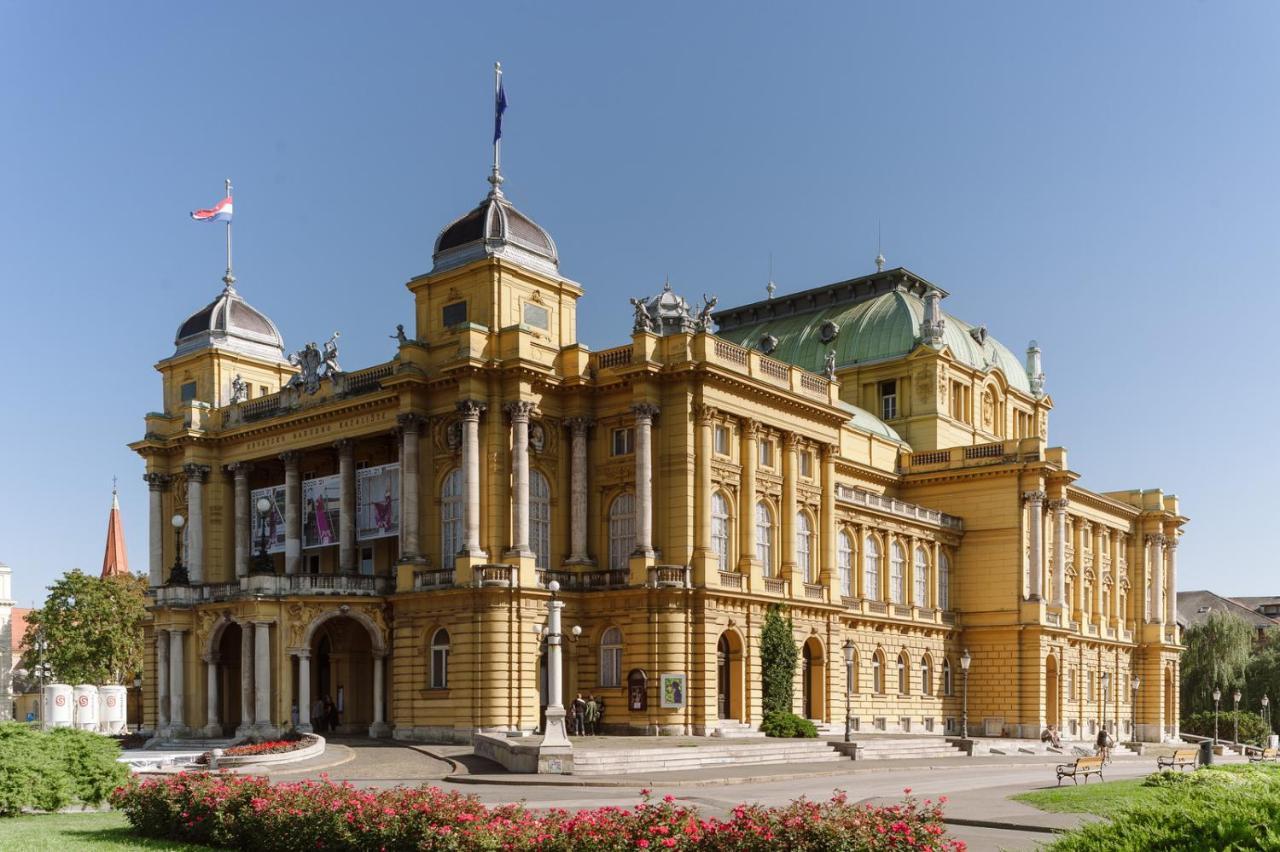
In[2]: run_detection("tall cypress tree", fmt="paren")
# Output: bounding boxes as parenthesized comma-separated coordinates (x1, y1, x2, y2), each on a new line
(761, 603, 798, 715)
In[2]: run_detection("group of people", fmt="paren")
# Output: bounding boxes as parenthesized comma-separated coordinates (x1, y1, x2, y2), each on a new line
(1040, 724, 1115, 761)
(570, 693, 605, 736)
(308, 694, 341, 733)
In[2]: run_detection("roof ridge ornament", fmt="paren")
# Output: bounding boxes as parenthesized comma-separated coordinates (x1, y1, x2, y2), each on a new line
(1026, 340, 1046, 397)
(921, 289, 945, 348)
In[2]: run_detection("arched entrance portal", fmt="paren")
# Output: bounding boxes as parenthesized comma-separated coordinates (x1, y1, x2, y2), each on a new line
(298, 611, 388, 738)
(802, 637, 825, 721)
(716, 631, 744, 721)
(1045, 655, 1059, 730)
(213, 621, 246, 737)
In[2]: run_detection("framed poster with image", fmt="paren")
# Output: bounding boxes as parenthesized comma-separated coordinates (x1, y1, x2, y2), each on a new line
(660, 673, 686, 709)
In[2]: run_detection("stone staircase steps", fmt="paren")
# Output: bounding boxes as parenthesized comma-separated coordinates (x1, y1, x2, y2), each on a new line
(841, 737, 968, 760)
(571, 740, 843, 775)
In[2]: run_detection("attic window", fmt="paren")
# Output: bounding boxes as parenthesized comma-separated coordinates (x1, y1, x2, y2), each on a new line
(180, 382, 197, 402)
(442, 301, 467, 328)
(759, 334, 778, 355)
(819, 320, 840, 343)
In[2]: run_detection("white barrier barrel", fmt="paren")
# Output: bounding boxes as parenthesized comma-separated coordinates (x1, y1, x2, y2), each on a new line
(73, 684, 99, 730)
(42, 684, 73, 729)
(98, 685, 127, 734)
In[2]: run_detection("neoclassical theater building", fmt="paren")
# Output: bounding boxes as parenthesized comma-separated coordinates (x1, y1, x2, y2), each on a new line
(134, 161, 1185, 745)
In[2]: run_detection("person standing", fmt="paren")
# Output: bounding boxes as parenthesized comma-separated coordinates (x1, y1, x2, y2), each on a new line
(596, 695, 606, 735)
(571, 693, 587, 736)
(585, 694, 600, 736)
(311, 696, 326, 733)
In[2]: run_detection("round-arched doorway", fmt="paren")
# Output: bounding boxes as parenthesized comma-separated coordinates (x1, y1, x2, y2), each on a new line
(716, 631, 744, 722)
(299, 613, 388, 737)
(801, 637, 825, 721)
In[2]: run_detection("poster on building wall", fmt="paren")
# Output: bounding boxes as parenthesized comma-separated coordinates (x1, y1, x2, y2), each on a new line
(356, 463, 400, 541)
(303, 474, 341, 549)
(248, 484, 287, 553)
(660, 673, 686, 709)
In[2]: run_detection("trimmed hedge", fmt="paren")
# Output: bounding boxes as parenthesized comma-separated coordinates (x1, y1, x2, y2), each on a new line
(0, 722, 130, 816)
(760, 711, 819, 739)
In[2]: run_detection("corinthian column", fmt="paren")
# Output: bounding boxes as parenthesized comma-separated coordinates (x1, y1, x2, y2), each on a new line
(238, 622, 254, 735)
(145, 473, 170, 587)
(458, 400, 487, 557)
(1023, 490, 1046, 600)
(155, 629, 170, 730)
(1165, 535, 1178, 627)
(336, 439, 356, 573)
(505, 401, 535, 556)
(1147, 534, 1166, 624)
(296, 649, 312, 733)
(184, 464, 210, 584)
(632, 403, 659, 556)
(168, 629, 186, 728)
(1049, 498, 1069, 608)
(253, 622, 271, 728)
(204, 655, 220, 736)
(280, 452, 301, 575)
(565, 417, 593, 564)
(397, 414, 425, 561)
(227, 463, 252, 579)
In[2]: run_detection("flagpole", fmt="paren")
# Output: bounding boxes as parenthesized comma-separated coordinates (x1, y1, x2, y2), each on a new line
(224, 178, 235, 288)
(489, 61, 503, 196)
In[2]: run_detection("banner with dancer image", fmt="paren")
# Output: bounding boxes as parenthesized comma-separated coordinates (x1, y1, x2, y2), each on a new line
(356, 463, 400, 541)
(302, 474, 341, 549)
(248, 484, 287, 553)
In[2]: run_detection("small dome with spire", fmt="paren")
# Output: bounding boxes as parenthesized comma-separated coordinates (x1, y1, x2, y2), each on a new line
(174, 281, 286, 362)
(632, 278, 707, 336)
(431, 190, 559, 277)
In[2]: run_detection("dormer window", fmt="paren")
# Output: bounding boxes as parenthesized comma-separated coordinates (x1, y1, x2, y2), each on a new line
(442, 301, 467, 328)
(879, 380, 897, 420)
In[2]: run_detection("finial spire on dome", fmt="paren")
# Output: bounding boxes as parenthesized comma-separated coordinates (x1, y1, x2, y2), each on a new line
(488, 61, 507, 198)
(875, 221, 885, 272)
(766, 252, 776, 299)
(222, 177, 236, 291)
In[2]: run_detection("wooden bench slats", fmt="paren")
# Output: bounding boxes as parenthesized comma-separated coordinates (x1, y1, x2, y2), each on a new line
(1056, 755, 1105, 786)
(1156, 748, 1199, 772)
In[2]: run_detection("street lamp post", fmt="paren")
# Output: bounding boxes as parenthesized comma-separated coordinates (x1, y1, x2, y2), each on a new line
(960, 648, 972, 740)
(1101, 672, 1110, 737)
(1263, 695, 1271, 737)
(168, 514, 189, 585)
(33, 631, 50, 723)
(1213, 687, 1221, 745)
(254, 497, 274, 574)
(534, 581, 580, 748)
(1131, 675, 1140, 742)
(842, 641, 855, 743)
(1233, 689, 1241, 746)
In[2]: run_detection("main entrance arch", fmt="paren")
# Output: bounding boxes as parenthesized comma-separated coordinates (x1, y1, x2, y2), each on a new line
(296, 609, 389, 737)
(801, 637, 825, 721)
(715, 630, 744, 722)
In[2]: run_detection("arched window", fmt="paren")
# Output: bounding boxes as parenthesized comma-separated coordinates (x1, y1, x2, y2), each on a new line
(430, 628, 450, 689)
(531, 470, 551, 570)
(795, 512, 813, 582)
(711, 491, 731, 572)
(939, 552, 951, 611)
(872, 650, 885, 694)
(846, 645, 859, 695)
(914, 546, 929, 606)
(441, 469, 464, 570)
(599, 627, 623, 688)
(942, 658, 953, 697)
(921, 655, 933, 696)
(890, 542, 906, 604)
(864, 535, 882, 600)
(609, 494, 636, 572)
(897, 652, 909, 694)
(837, 531, 853, 598)
(756, 501, 774, 575)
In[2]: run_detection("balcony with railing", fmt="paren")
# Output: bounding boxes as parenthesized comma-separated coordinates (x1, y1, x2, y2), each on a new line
(413, 568, 456, 590)
(222, 361, 398, 429)
(290, 574, 391, 596)
(901, 437, 1046, 473)
(803, 583, 827, 602)
(698, 336, 834, 404)
(718, 571, 744, 590)
(763, 577, 789, 596)
(476, 565, 515, 587)
(833, 484, 963, 531)
(649, 565, 692, 589)
(535, 569, 630, 591)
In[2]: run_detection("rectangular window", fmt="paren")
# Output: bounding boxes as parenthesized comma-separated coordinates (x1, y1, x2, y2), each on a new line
(879, 380, 897, 420)
(799, 450, 812, 478)
(307, 554, 321, 575)
(442, 301, 468, 327)
(758, 439, 774, 468)
(360, 546, 374, 576)
(714, 425, 730, 455)
(260, 385, 270, 397)
(522, 302, 550, 330)
(431, 647, 448, 689)
(180, 381, 197, 402)
(611, 427, 634, 456)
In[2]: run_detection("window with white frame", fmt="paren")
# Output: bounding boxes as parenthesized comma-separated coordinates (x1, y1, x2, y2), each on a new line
(758, 439, 774, 468)
(441, 468, 464, 569)
(837, 531, 853, 598)
(714, 425, 730, 455)
(880, 379, 898, 420)
(795, 512, 813, 582)
(611, 427, 634, 456)
(430, 628, 450, 689)
(890, 541, 906, 604)
(609, 493, 636, 572)
(799, 450, 812, 478)
(872, 651, 885, 694)
(711, 491, 731, 571)
(914, 546, 929, 606)
(531, 470, 551, 570)
(1068, 668, 1077, 701)
(897, 652, 909, 694)
(599, 626, 623, 688)
(939, 551, 951, 611)
(943, 658, 953, 696)
(756, 501, 774, 575)
(864, 534, 882, 600)
(921, 656, 933, 696)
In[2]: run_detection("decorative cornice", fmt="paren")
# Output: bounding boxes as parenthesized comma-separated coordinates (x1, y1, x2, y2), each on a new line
(144, 473, 172, 490)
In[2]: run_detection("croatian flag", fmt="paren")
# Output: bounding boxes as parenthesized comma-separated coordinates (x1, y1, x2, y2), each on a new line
(191, 196, 233, 223)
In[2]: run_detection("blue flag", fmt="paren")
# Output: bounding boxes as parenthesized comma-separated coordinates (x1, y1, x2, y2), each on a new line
(494, 81, 507, 143)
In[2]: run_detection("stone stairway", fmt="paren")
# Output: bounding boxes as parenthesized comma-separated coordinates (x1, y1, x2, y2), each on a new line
(710, 720, 767, 739)
(571, 740, 844, 775)
(840, 736, 968, 760)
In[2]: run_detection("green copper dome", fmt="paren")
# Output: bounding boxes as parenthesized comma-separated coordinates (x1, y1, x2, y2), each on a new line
(713, 268, 1032, 395)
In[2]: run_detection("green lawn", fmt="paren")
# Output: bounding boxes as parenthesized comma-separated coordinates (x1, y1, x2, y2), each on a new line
(0, 812, 214, 851)
(1011, 778, 1166, 818)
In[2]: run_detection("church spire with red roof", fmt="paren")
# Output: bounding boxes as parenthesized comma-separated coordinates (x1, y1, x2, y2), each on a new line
(101, 478, 130, 579)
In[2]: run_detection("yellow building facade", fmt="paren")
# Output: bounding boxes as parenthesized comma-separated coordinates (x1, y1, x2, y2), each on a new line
(133, 167, 1185, 746)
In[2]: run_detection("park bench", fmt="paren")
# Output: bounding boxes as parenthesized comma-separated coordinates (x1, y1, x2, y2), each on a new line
(1157, 748, 1199, 772)
(1248, 747, 1279, 764)
(1056, 755, 1105, 785)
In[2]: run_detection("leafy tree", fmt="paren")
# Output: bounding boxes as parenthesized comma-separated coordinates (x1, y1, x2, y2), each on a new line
(761, 604, 798, 715)
(19, 570, 147, 685)
(1180, 611, 1252, 717)
(1244, 631, 1280, 735)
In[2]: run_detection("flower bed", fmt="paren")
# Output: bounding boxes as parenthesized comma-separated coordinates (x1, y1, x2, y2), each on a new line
(111, 773, 964, 851)
(224, 737, 307, 757)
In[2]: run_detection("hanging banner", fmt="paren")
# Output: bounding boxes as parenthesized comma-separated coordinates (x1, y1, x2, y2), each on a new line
(303, 474, 341, 549)
(249, 484, 287, 554)
(356, 462, 400, 541)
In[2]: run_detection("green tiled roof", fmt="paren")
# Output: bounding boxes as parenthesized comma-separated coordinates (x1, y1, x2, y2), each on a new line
(717, 284, 1031, 395)
(836, 400, 906, 444)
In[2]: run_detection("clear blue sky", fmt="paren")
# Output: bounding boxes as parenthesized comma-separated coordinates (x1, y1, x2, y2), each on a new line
(2, 2, 1276, 607)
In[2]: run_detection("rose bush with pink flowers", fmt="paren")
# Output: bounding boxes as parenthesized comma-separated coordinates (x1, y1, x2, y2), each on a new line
(110, 772, 964, 851)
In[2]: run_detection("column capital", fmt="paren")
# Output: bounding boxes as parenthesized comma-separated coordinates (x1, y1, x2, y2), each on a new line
(183, 463, 211, 482)
(782, 431, 801, 449)
(167, 627, 187, 637)
(740, 416, 761, 436)
(1048, 498, 1070, 512)
(294, 648, 311, 660)
(1164, 536, 1179, 551)
(396, 412, 427, 432)
(144, 472, 172, 490)
(225, 461, 253, 477)
(503, 400, 536, 422)
(1144, 533, 1168, 547)
(333, 438, 355, 453)
(456, 399, 487, 421)
(631, 402, 660, 422)
(1022, 490, 1047, 506)
(279, 450, 301, 465)
(819, 442, 836, 461)
(692, 403, 717, 425)
(202, 653, 220, 665)
(564, 416, 595, 436)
